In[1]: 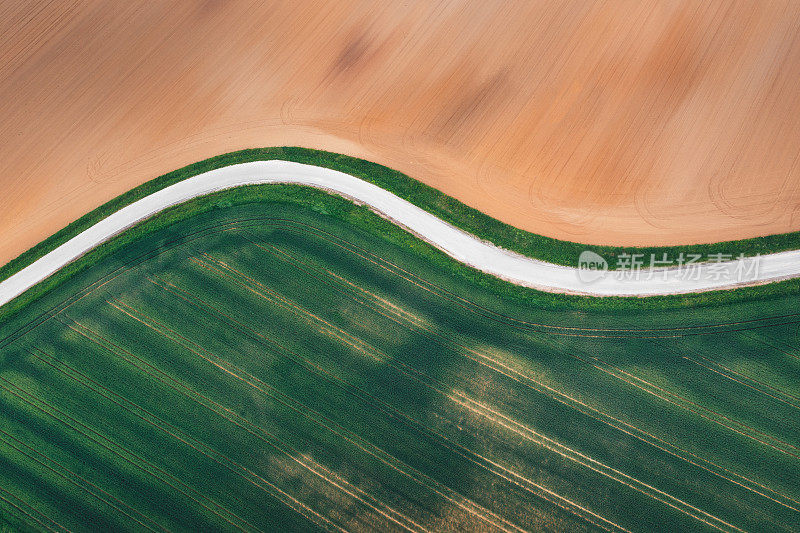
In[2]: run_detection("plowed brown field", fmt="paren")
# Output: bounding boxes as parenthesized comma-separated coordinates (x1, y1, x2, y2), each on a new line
(2, 0, 800, 267)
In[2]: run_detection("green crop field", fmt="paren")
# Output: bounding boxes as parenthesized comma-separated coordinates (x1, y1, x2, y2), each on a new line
(1, 189, 799, 531)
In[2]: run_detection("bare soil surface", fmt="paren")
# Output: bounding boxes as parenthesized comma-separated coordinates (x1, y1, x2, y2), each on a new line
(2, 0, 800, 267)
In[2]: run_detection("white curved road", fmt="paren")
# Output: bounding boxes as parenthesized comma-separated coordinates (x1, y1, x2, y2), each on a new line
(1, 160, 799, 307)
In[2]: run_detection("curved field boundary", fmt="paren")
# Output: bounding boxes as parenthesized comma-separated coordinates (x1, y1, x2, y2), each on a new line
(5, 148, 800, 285)
(1, 160, 799, 306)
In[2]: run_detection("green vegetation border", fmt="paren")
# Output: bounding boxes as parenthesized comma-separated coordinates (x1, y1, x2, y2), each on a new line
(1, 147, 799, 318)
(6, 147, 800, 282)
(2, 180, 799, 324)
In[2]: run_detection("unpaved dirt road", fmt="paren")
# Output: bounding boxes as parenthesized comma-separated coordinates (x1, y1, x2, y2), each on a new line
(3, 160, 797, 306)
(2, 0, 800, 267)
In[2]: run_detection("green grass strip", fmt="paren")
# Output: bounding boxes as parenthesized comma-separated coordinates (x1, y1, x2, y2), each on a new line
(5, 147, 800, 282)
(1, 181, 799, 325)
(1, 146, 799, 322)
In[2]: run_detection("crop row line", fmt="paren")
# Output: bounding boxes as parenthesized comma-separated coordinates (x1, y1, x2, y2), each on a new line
(193, 253, 636, 531)
(246, 232, 800, 513)
(187, 255, 616, 531)
(0, 214, 276, 349)
(0, 372, 254, 532)
(107, 297, 429, 533)
(147, 273, 596, 533)
(239, 223, 800, 336)
(197, 253, 741, 533)
(0, 485, 65, 533)
(148, 274, 648, 529)
(0, 417, 163, 533)
(50, 315, 273, 532)
(57, 314, 355, 532)
(208, 238, 800, 464)
(581, 354, 800, 459)
(682, 356, 800, 412)
(106, 297, 536, 533)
